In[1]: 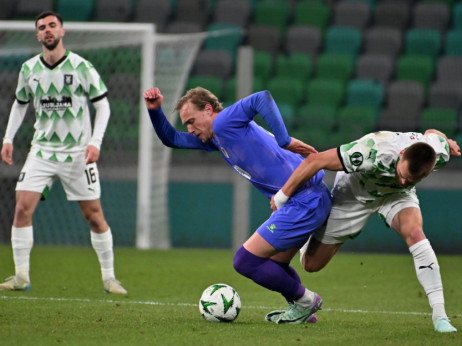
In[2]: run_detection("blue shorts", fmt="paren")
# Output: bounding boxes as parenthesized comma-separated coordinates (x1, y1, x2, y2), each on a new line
(257, 182, 332, 251)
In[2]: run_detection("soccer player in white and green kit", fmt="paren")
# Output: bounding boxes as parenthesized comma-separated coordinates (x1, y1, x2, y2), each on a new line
(0, 11, 127, 294)
(272, 130, 461, 332)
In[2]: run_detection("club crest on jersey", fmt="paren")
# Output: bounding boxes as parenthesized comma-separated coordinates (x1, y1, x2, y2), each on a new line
(350, 152, 363, 166)
(64, 74, 73, 85)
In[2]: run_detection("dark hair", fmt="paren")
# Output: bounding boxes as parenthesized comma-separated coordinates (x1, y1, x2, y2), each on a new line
(402, 142, 437, 178)
(175, 87, 223, 113)
(35, 11, 63, 28)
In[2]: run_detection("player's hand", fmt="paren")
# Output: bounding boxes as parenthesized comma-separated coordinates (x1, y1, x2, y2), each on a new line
(1, 143, 13, 165)
(85, 145, 100, 164)
(144, 87, 163, 110)
(285, 137, 317, 156)
(448, 139, 461, 157)
(271, 190, 289, 211)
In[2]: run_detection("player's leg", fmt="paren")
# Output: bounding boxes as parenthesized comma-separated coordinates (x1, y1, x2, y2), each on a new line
(0, 155, 53, 291)
(390, 205, 456, 333)
(62, 161, 127, 294)
(300, 235, 343, 272)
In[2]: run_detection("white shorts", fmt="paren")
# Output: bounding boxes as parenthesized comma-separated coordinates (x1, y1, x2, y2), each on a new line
(314, 173, 420, 244)
(16, 154, 101, 201)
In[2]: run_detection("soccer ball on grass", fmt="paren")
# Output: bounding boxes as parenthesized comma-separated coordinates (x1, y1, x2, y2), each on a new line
(199, 283, 241, 322)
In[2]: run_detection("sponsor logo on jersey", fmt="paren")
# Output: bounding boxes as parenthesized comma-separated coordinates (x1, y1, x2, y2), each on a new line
(64, 74, 73, 85)
(266, 224, 276, 233)
(40, 96, 72, 111)
(350, 152, 363, 166)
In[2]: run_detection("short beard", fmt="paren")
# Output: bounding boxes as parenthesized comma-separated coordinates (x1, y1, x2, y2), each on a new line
(42, 37, 60, 51)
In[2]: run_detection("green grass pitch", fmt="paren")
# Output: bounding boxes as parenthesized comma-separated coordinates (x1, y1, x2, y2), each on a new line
(0, 245, 460, 345)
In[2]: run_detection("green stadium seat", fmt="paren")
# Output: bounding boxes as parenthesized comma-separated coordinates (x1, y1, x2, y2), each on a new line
(420, 108, 458, 137)
(404, 28, 442, 59)
(267, 76, 305, 110)
(306, 78, 346, 107)
(204, 23, 243, 62)
(186, 75, 225, 100)
(453, 2, 462, 29)
(325, 26, 362, 59)
(315, 53, 354, 84)
(224, 76, 264, 104)
(56, 0, 94, 21)
(253, 0, 291, 36)
(445, 30, 462, 56)
(277, 103, 296, 130)
(294, 0, 331, 35)
(396, 54, 435, 91)
(253, 51, 273, 85)
(346, 79, 384, 113)
(335, 105, 378, 144)
(274, 53, 312, 82)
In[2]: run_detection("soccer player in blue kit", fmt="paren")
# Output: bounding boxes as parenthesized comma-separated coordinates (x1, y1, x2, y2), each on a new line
(144, 86, 332, 324)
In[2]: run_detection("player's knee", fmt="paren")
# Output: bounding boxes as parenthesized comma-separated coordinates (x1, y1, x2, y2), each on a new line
(233, 246, 255, 277)
(401, 225, 426, 246)
(14, 202, 34, 221)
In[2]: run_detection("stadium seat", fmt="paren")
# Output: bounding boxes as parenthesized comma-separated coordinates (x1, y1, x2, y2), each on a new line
(284, 25, 321, 60)
(373, 1, 411, 31)
(325, 26, 362, 59)
(436, 56, 462, 83)
(355, 54, 394, 84)
(173, 0, 211, 29)
(253, 51, 273, 85)
(166, 21, 202, 33)
(106, 73, 140, 104)
(253, 0, 290, 36)
(420, 108, 458, 137)
(306, 78, 346, 107)
(213, 0, 252, 28)
(56, 0, 94, 21)
(248, 25, 281, 57)
(413, 2, 450, 34)
(293, 0, 331, 35)
(346, 79, 384, 113)
(332, 1, 371, 31)
(192, 50, 234, 79)
(133, 0, 171, 32)
(445, 30, 462, 56)
(93, 0, 132, 22)
(274, 53, 312, 82)
(404, 28, 442, 59)
(336, 105, 378, 144)
(204, 23, 243, 62)
(453, 2, 462, 29)
(379, 81, 425, 132)
(276, 103, 296, 130)
(186, 75, 225, 99)
(395, 55, 435, 90)
(224, 76, 264, 103)
(429, 82, 462, 112)
(363, 27, 402, 59)
(294, 104, 338, 149)
(267, 76, 305, 110)
(315, 53, 354, 84)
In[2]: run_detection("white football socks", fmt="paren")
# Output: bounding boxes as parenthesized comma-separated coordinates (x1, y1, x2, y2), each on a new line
(294, 288, 316, 308)
(11, 226, 33, 282)
(91, 229, 115, 281)
(409, 239, 447, 321)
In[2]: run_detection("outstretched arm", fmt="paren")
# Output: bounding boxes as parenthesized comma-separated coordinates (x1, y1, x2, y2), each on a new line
(271, 148, 343, 210)
(424, 129, 461, 157)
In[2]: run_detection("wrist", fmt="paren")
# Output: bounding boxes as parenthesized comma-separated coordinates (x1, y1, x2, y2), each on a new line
(274, 190, 289, 209)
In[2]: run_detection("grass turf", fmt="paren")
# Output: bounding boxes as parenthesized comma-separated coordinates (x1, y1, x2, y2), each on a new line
(0, 245, 460, 345)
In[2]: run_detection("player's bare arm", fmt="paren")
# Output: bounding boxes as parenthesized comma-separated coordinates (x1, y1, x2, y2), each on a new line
(144, 87, 163, 110)
(1, 142, 14, 165)
(271, 148, 342, 211)
(284, 137, 317, 156)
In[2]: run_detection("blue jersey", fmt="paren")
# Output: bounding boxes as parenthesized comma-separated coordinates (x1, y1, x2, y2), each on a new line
(148, 91, 325, 198)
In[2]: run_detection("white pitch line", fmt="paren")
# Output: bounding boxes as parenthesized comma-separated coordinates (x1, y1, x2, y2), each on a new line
(2, 295, 461, 318)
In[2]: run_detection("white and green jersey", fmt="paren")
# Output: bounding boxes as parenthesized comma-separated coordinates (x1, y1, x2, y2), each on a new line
(15, 50, 108, 162)
(337, 131, 450, 202)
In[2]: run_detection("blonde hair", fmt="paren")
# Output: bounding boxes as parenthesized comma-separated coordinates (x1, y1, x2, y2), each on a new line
(175, 87, 223, 113)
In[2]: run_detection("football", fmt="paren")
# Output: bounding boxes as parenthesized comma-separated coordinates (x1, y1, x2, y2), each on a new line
(199, 283, 241, 322)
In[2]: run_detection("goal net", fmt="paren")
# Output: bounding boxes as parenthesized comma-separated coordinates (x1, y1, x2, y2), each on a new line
(0, 21, 208, 248)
